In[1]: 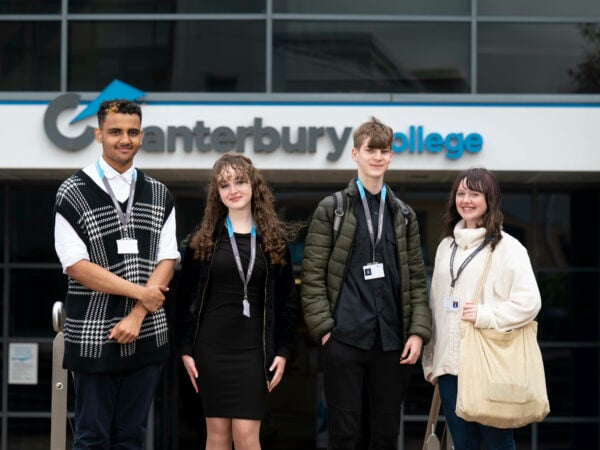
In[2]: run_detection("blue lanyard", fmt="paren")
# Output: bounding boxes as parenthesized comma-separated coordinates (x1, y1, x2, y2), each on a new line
(356, 178, 387, 262)
(225, 215, 256, 316)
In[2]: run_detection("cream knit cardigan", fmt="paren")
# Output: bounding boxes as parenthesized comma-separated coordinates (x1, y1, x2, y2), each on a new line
(422, 220, 542, 382)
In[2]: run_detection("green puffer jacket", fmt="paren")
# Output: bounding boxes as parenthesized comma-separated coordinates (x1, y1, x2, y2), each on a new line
(301, 179, 432, 345)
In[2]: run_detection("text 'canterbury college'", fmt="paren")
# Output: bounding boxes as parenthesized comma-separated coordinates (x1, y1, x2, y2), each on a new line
(141, 118, 353, 162)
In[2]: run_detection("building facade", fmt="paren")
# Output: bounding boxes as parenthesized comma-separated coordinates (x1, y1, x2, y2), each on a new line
(1, 1, 599, 449)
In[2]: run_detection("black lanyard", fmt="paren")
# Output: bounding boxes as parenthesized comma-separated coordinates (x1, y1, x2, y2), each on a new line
(96, 160, 136, 233)
(449, 239, 488, 289)
(356, 178, 386, 263)
(225, 215, 256, 318)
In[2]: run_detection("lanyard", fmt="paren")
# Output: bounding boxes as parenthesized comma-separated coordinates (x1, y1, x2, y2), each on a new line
(449, 239, 488, 289)
(96, 160, 136, 233)
(356, 178, 386, 262)
(225, 215, 256, 317)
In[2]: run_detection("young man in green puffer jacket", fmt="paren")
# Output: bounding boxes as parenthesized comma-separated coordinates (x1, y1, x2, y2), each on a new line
(301, 116, 432, 449)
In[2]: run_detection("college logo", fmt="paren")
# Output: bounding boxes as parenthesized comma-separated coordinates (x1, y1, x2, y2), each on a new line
(43, 80, 145, 151)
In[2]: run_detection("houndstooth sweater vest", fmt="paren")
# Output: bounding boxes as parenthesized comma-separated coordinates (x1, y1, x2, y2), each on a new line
(55, 169, 173, 373)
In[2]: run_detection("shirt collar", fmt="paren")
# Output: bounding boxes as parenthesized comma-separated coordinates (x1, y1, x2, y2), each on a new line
(98, 157, 135, 183)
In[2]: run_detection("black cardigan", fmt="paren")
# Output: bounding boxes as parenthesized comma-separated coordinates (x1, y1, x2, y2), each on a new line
(175, 224, 297, 380)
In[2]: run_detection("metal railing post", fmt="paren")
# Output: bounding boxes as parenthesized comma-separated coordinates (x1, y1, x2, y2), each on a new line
(50, 301, 68, 450)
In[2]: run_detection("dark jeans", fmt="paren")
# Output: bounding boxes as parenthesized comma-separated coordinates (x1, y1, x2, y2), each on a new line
(321, 338, 411, 450)
(438, 375, 516, 450)
(73, 363, 163, 450)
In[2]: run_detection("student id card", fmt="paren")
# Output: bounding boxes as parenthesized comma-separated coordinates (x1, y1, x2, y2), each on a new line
(443, 295, 460, 312)
(363, 262, 384, 280)
(117, 238, 139, 254)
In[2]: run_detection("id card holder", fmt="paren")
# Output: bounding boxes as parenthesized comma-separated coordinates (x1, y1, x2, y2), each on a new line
(443, 295, 460, 312)
(117, 238, 139, 254)
(363, 262, 385, 280)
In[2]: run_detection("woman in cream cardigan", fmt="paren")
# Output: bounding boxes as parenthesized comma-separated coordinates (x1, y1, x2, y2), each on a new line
(422, 168, 541, 450)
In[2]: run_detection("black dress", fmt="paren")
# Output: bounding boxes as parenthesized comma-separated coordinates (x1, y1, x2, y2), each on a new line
(193, 232, 268, 419)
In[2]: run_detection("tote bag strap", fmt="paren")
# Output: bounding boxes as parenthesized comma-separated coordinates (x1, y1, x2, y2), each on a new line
(423, 384, 453, 450)
(473, 247, 493, 306)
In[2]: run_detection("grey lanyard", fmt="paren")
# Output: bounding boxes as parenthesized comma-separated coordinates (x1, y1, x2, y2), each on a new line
(356, 178, 387, 262)
(449, 239, 488, 289)
(225, 215, 256, 318)
(96, 160, 136, 233)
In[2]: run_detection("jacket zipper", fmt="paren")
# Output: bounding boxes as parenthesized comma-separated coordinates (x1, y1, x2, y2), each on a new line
(259, 243, 269, 389)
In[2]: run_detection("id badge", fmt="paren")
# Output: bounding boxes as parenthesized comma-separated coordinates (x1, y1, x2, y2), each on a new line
(363, 262, 385, 280)
(117, 238, 139, 254)
(443, 295, 460, 312)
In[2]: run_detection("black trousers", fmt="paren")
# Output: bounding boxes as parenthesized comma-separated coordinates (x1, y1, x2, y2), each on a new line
(321, 338, 411, 450)
(72, 363, 163, 450)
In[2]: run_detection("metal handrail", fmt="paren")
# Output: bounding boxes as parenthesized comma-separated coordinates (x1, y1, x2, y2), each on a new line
(50, 301, 68, 450)
(52, 301, 65, 333)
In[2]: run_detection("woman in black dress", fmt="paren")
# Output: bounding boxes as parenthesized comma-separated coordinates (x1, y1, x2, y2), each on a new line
(178, 153, 297, 450)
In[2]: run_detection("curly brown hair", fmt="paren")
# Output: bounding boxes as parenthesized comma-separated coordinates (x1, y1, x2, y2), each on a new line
(188, 153, 288, 265)
(441, 168, 504, 250)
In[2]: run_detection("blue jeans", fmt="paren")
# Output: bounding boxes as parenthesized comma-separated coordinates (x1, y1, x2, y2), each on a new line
(438, 375, 516, 450)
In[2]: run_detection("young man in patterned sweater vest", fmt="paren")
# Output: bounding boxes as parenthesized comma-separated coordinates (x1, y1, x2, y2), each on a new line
(54, 99, 180, 449)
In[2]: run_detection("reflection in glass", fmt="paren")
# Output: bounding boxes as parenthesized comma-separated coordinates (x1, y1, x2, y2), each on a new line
(68, 0, 264, 14)
(8, 417, 74, 449)
(536, 191, 599, 267)
(0, 0, 59, 13)
(542, 347, 599, 418)
(10, 269, 67, 337)
(0, 22, 60, 91)
(273, 21, 470, 93)
(502, 193, 532, 248)
(478, 23, 596, 94)
(537, 272, 598, 342)
(275, 0, 469, 15)
(537, 422, 599, 450)
(10, 187, 59, 263)
(8, 342, 75, 412)
(69, 21, 265, 92)
(536, 193, 571, 267)
(480, 0, 600, 17)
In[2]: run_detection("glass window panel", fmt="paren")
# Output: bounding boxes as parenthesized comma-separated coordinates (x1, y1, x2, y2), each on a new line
(537, 272, 599, 342)
(8, 418, 74, 450)
(69, 21, 265, 92)
(502, 192, 533, 248)
(8, 341, 74, 411)
(0, 0, 59, 13)
(0, 274, 4, 336)
(275, 0, 469, 15)
(478, 23, 600, 94)
(535, 192, 599, 268)
(69, 0, 264, 13)
(0, 190, 4, 263)
(273, 21, 470, 93)
(0, 21, 60, 91)
(402, 190, 449, 267)
(480, 0, 600, 17)
(10, 269, 67, 337)
(10, 186, 59, 263)
(538, 422, 599, 450)
(542, 347, 599, 419)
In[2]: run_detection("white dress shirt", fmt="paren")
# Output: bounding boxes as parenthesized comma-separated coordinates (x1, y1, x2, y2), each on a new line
(54, 158, 180, 273)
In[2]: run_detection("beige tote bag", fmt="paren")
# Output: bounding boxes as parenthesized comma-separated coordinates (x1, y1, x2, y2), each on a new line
(455, 249, 550, 429)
